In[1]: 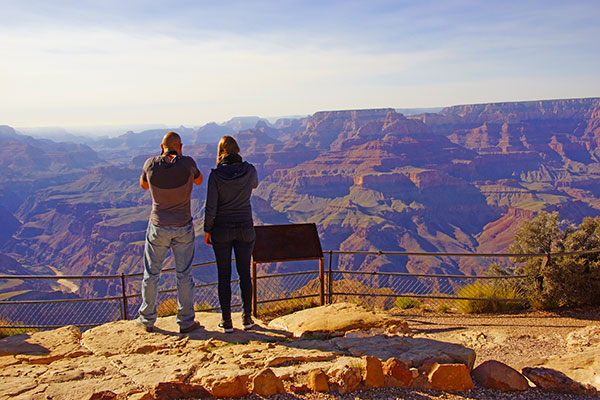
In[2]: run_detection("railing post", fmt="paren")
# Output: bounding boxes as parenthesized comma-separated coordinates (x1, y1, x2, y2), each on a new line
(536, 254, 551, 291)
(120, 273, 129, 320)
(252, 261, 258, 318)
(328, 250, 333, 304)
(319, 257, 325, 306)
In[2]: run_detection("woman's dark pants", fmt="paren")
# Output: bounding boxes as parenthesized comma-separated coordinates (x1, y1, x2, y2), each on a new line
(211, 226, 255, 321)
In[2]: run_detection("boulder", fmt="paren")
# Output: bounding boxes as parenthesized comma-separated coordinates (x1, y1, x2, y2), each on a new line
(383, 357, 412, 387)
(472, 360, 529, 391)
(250, 368, 285, 396)
(268, 303, 409, 338)
(428, 363, 474, 392)
(522, 367, 597, 395)
(362, 355, 385, 388)
(307, 369, 329, 392)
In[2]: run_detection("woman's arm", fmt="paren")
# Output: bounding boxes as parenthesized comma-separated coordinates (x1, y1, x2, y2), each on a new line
(203, 172, 218, 235)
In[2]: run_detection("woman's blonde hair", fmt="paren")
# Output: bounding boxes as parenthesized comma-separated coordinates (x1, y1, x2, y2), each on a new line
(216, 135, 240, 165)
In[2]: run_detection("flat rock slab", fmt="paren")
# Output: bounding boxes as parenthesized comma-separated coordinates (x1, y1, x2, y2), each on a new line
(329, 335, 476, 370)
(268, 303, 409, 337)
(0, 353, 137, 400)
(0, 325, 90, 364)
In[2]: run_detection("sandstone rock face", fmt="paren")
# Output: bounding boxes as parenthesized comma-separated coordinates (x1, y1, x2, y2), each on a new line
(522, 366, 597, 395)
(428, 363, 474, 392)
(471, 360, 529, 391)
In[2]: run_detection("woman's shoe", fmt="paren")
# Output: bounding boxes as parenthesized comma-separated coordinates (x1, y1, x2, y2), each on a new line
(243, 316, 255, 331)
(219, 319, 234, 333)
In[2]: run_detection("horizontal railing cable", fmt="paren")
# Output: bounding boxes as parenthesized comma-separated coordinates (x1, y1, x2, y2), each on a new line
(335, 269, 528, 279)
(329, 248, 600, 258)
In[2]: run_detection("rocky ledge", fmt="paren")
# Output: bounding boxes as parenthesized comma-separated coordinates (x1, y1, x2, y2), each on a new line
(0, 303, 597, 399)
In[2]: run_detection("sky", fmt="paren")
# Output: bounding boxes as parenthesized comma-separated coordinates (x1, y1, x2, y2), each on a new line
(1, 0, 599, 128)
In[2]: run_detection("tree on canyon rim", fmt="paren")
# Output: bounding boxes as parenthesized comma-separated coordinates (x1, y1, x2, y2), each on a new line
(508, 211, 600, 309)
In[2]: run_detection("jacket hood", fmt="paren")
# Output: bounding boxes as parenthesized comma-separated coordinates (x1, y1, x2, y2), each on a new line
(212, 161, 253, 186)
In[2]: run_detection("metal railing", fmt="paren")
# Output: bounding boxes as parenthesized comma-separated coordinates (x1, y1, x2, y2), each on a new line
(1, 248, 599, 336)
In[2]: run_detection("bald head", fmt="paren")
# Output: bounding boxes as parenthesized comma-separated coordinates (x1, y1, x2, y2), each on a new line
(161, 131, 182, 153)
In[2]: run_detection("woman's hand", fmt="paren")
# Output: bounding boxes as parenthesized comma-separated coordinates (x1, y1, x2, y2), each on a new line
(204, 232, 212, 246)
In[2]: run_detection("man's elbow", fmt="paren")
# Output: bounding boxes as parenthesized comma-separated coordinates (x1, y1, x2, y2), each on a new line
(140, 180, 149, 190)
(194, 173, 203, 185)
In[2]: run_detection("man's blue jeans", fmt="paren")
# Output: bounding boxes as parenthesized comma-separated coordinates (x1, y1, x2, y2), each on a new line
(138, 222, 195, 329)
(211, 225, 255, 321)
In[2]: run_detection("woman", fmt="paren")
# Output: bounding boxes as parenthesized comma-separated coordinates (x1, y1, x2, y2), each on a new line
(204, 136, 258, 333)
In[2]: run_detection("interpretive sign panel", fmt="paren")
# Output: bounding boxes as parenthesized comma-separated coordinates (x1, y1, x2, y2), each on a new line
(252, 223, 323, 263)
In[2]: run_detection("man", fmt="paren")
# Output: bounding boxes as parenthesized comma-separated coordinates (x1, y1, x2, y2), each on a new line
(138, 131, 203, 333)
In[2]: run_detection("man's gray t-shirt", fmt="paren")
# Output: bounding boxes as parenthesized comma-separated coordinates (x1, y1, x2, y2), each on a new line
(141, 155, 200, 227)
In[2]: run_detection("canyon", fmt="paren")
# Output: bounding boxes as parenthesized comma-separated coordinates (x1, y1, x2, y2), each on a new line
(1, 97, 599, 301)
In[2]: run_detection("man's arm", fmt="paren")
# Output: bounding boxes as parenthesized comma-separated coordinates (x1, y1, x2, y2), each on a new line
(194, 171, 203, 185)
(140, 176, 149, 190)
(251, 165, 258, 189)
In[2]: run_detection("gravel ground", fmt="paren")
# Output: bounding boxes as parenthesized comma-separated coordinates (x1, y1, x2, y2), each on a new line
(235, 307, 600, 400)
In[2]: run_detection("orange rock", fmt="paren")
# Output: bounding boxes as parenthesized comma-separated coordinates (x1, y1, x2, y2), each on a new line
(88, 391, 121, 400)
(206, 375, 249, 398)
(472, 360, 529, 391)
(307, 370, 329, 392)
(250, 368, 284, 396)
(383, 358, 412, 387)
(333, 366, 362, 394)
(428, 363, 474, 392)
(362, 355, 385, 388)
(152, 382, 210, 400)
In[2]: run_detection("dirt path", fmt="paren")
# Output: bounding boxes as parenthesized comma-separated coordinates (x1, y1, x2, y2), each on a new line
(397, 307, 600, 370)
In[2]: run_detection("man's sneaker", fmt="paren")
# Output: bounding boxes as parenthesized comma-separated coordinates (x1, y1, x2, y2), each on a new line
(136, 319, 154, 333)
(219, 320, 234, 333)
(179, 321, 201, 334)
(243, 316, 255, 331)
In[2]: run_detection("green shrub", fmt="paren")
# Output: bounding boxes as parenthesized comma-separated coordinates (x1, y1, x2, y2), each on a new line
(395, 296, 421, 309)
(157, 298, 177, 317)
(0, 318, 37, 338)
(194, 302, 213, 312)
(437, 303, 451, 313)
(509, 213, 600, 309)
(455, 282, 525, 314)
